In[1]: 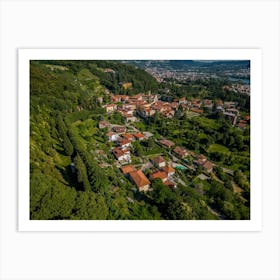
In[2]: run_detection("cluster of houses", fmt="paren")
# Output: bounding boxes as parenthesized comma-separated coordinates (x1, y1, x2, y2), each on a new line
(116, 140, 214, 192)
(120, 155, 176, 192)
(103, 93, 212, 121)
(102, 92, 249, 129)
(216, 100, 250, 128)
(223, 84, 250, 95)
(159, 139, 214, 173)
(99, 119, 147, 165)
(236, 115, 250, 130)
(96, 91, 249, 191)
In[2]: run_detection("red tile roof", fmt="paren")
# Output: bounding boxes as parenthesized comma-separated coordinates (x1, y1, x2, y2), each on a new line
(161, 165, 175, 174)
(159, 139, 175, 148)
(134, 133, 145, 139)
(190, 108, 203, 114)
(120, 165, 136, 174)
(129, 170, 151, 188)
(123, 133, 134, 140)
(113, 148, 124, 158)
(164, 180, 177, 188)
(119, 139, 131, 146)
(151, 171, 168, 180)
(153, 156, 165, 164)
(202, 160, 213, 172)
(173, 146, 188, 158)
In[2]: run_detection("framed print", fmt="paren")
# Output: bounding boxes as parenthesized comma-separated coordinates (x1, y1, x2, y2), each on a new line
(18, 48, 262, 231)
(1, 0, 279, 279)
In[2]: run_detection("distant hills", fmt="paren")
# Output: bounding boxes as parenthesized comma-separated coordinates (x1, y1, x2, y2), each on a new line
(122, 60, 250, 72)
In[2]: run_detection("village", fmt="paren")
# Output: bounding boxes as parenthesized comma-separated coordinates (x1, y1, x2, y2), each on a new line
(29, 59, 251, 221)
(95, 91, 250, 192)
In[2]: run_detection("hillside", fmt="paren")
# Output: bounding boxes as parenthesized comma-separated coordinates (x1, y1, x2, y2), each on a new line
(30, 60, 250, 220)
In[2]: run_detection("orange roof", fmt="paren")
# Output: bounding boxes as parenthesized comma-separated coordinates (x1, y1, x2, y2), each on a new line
(120, 165, 136, 174)
(164, 180, 176, 188)
(159, 139, 175, 147)
(173, 146, 188, 157)
(134, 133, 145, 139)
(153, 156, 165, 164)
(202, 161, 213, 171)
(113, 148, 124, 158)
(119, 139, 131, 146)
(129, 170, 151, 188)
(161, 165, 175, 174)
(190, 108, 203, 114)
(123, 133, 134, 140)
(107, 132, 116, 137)
(151, 171, 168, 180)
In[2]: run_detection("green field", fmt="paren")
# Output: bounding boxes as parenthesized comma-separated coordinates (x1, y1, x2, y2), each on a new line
(194, 117, 221, 130)
(208, 144, 230, 154)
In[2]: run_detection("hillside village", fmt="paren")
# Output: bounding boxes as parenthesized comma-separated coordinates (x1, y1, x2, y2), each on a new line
(89, 91, 251, 193)
(30, 60, 251, 220)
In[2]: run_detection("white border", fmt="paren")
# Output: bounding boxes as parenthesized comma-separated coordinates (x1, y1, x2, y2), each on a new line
(18, 49, 262, 232)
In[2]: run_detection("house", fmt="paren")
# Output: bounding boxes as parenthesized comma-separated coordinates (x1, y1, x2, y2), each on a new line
(107, 132, 119, 142)
(112, 126, 126, 134)
(119, 95, 129, 102)
(120, 165, 136, 175)
(152, 156, 166, 168)
(151, 171, 168, 183)
(178, 97, 186, 104)
(123, 133, 134, 141)
(171, 102, 179, 109)
(99, 120, 109, 129)
(237, 122, 247, 130)
(134, 133, 145, 141)
(125, 115, 137, 123)
(129, 170, 151, 192)
(196, 154, 207, 164)
(224, 101, 237, 109)
(143, 131, 153, 138)
(194, 155, 213, 173)
(138, 107, 156, 118)
(105, 104, 117, 113)
(164, 180, 177, 189)
(159, 139, 175, 148)
(225, 108, 239, 116)
(161, 165, 175, 177)
(130, 93, 143, 101)
(216, 106, 225, 113)
(112, 147, 131, 163)
(124, 103, 136, 110)
(190, 108, 203, 114)
(203, 99, 213, 110)
(118, 139, 131, 149)
(173, 146, 188, 158)
(201, 160, 214, 173)
(161, 109, 175, 118)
